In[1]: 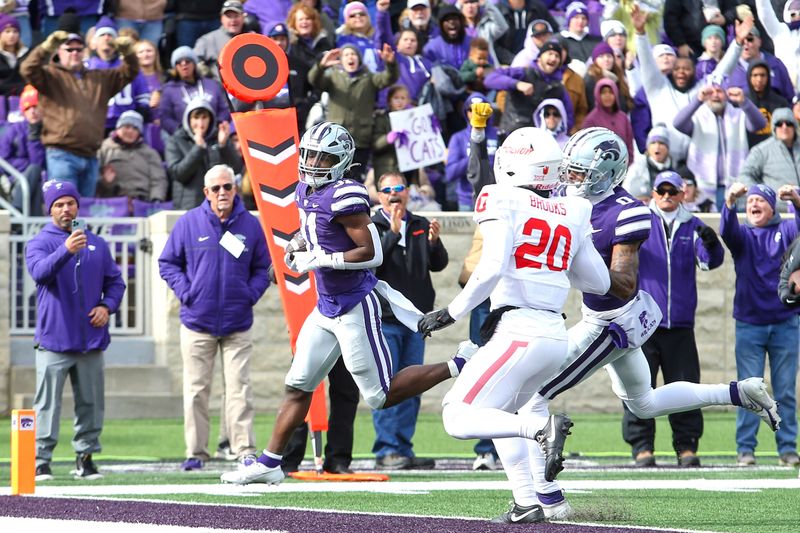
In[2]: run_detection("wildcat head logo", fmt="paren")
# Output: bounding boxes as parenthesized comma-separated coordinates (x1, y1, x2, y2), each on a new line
(19, 415, 34, 431)
(597, 139, 621, 162)
(337, 132, 354, 153)
(638, 311, 648, 329)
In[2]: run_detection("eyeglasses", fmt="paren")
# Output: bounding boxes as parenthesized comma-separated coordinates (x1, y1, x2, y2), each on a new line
(209, 183, 234, 193)
(380, 184, 406, 194)
(64, 47, 84, 53)
(348, 11, 366, 18)
(176, 58, 194, 65)
(745, 36, 755, 43)
(654, 187, 681, 196)
(543, 110, 561, 118)
(775, 120, 796, 128)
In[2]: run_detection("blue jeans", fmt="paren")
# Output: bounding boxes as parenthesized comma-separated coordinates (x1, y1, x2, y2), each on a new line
(118, 19, 164, 44)
(14, 14, 32, 48)
(371, 322, 425, 458)
(176, 19, 219, 48)
(734, 317, 798, 455)
(469, 299, 497, 456)
(45, 148, 99, 198)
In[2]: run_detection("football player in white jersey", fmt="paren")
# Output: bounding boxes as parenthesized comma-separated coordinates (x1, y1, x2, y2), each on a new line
(516, 127, 782, 520)
(418, 127, 611, 524)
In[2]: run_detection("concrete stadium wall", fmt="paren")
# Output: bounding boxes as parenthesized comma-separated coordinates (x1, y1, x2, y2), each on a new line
(148, 210, 751, 416)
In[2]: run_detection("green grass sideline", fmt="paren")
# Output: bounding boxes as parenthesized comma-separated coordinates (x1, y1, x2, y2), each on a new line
(0, 412, 784, 462)
(1, 412, 798, 533)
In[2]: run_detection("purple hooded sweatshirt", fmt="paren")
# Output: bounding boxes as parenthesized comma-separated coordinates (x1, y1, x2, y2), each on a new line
(26, 222, 125, 353)
(581, 78, 634, 162)
(720, 198, 800, 325)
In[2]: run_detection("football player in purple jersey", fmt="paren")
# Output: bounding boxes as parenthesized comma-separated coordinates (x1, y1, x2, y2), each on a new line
(512, 127, 781, 520)
(221, 121, 477, 486)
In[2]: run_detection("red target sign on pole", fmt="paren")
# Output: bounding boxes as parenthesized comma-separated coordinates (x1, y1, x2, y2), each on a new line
(218, 33, 289, 103)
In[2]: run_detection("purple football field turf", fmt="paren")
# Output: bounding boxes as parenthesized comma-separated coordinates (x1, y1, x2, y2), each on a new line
(0, 496, 685, 532)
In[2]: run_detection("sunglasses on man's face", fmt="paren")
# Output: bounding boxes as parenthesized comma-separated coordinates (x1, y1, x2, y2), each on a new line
(209, 183, 234, 193)
(64, 47, 84, 53)
(775, 120, 796, 128)
(544, 110, 561, 118)
(655, 186, 681, 196)
(380, 184, 406, 194)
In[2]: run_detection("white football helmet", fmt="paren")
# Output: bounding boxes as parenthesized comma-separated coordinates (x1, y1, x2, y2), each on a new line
(558, 127, 628, 197)
(298, 121, 355, 187)
(493, 127, 562, 190)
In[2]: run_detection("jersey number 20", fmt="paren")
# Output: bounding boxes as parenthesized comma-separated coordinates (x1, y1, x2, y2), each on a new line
(514, 217, 572, 271)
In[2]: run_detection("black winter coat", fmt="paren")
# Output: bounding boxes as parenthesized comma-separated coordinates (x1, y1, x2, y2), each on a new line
(371, 210, 449, 324)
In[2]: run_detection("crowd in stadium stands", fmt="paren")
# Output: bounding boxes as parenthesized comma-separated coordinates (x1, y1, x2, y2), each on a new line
(0, 0, 797, 215)
(7, 0, 800, 473)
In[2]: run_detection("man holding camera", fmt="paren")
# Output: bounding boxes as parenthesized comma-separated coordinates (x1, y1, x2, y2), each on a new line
(25, 180, 126, 481)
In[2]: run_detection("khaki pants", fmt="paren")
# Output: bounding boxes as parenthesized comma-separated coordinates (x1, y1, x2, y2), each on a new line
(180, 325, 256, 460)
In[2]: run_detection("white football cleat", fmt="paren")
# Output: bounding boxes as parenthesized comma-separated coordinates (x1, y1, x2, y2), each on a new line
(220, 455, 285, 486)
(541, 498, 573, 521)
(472, 453, 499, 471)
(737, 378, 781, 431)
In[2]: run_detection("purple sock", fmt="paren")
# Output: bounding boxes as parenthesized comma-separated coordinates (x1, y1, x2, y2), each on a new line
(730, 381, 743, 407)
(257, 450, 282, 468)
(536, 490, 564, 505)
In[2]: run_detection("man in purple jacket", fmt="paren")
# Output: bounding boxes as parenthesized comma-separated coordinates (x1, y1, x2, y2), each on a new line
(625, 171, 725, 468)
(26, 180, 126, 482)
(720, 182, 800, 467)
(1, 85, 45, 215)
(159, 164, 271, 471)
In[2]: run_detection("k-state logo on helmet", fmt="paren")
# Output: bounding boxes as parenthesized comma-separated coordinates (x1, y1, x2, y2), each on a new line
(597, 139, 621, 162)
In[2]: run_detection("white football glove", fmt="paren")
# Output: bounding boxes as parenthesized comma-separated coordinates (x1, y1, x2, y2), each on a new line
(289, 250, 341, 273)
(290, 250, 322, 273)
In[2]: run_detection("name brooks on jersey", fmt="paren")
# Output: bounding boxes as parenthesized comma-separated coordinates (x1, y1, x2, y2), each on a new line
(531, 194, 567, 216)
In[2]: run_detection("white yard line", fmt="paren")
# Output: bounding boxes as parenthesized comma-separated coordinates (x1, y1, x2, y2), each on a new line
(0, 517, 285, 533)
(3, 477, 799, 497)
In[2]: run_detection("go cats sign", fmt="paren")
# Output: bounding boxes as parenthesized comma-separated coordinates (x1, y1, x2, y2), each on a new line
(389, 103, 447, 172)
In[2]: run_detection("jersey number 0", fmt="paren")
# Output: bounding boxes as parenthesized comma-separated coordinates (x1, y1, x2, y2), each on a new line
(514, 217, 572, 271)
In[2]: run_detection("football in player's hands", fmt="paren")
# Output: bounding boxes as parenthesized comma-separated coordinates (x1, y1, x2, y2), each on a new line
(286, 232, 307, 254)
(789, 269, 800, 295)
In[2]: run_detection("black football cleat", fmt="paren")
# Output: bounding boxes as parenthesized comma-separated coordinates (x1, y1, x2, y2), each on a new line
(535, 414, 573, 482)
(491, 501, 545, 524)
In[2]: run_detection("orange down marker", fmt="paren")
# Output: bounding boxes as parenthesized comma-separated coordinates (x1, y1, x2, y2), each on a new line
(11, 409, 35, 495)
